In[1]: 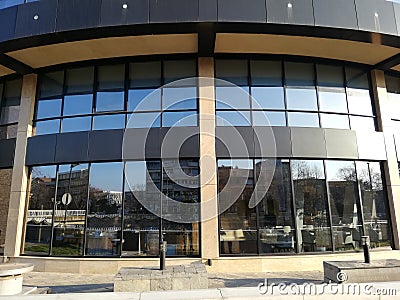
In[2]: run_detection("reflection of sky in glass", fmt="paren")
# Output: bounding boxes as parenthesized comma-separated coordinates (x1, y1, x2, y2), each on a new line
(32, 165, 56, 179)
(163, 111, 197, 127)
(216, 111, 251, 126)
(318, 89, 347, 113)
(163, 87, 197, 110)
(291, 160, 324, 179)
(347, 88, 373, 116)
(90, 162, 123, 192)
(63, 94, 92, 116)
(37, 99, 62, 119)
(218, 159, 253, 169)
(350, 116, 375, 131)
(251, 87, 285, 109)
(287, 112, 319, 127)
(127, 112, 160, 128)
(96, 91, 124, 112)
(128, 89, 160, 111)
(388, 93, 400, 120)
(93, 114, 125, 130)
(252, 111, 286, 126)
(216, 86, 250, 109)
(320, 113, 349, 129)
(62, 117, 91, 132)
(325, 160, 355, 181)
(36, 119, 60, 135)
(286, 88, 318, 111)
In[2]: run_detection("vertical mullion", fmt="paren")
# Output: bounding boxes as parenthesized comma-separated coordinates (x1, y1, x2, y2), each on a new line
(323, 160, 335, 252)
(82, 163, 91, 256)
(282, 61, 289, 127)
(60, 70, 67, 133)
(49, 165, 60, 256)
(354, 161, 366, 239)
(343, 65, 351, 129)
(124, 63, 129, 127)
(92, 66, 98, 131)
(120, 162, 126, 257)
(254, 159, 261, 255)
(289, 160, 300, 253)
(314, 63, 322, 128)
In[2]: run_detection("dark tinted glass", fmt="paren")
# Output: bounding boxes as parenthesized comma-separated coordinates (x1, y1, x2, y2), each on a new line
(0, 79, 21, 124)
(63, 94, 93, 116)
(164, 60, 196, 84)
(86, 162, 123, 256)
(93, 114, 125, 130)
(96, 91, 124, 112)
(266, 0, 314, 25)
(250, 60, 282, 86)
(97, 64, 125, 90)
(65, 67, 94, 94)
(385, 75, 400, 119)
(23, 165, 57, 255)
(216, 111, 251, 126)
(325, 160, 363, 252)
(285, 62, 314, 86)
(52, 164, 88, 256)
(355, 0, 397, 35)
(292, 160, 332, 252)
(216, 60, 248, 86)
(129, 62, 161, 88)
(39, 71, 64, 99)
(128, 89, 161, 111)
(36, 99, 62, 119)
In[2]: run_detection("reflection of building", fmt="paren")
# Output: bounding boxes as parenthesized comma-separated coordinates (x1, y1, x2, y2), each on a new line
(0, 0, 400, 273)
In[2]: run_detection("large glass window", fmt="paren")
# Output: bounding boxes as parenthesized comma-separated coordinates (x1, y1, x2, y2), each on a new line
(0, 78, 22, 139)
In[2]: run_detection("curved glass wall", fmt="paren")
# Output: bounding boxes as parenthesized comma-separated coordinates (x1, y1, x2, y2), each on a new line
(0, 78, 22, 140)
(23, 160, 200, 257)
(215, 59, 376, 131)
(34, 59, 198, 135)
(218, 159, 392, 256)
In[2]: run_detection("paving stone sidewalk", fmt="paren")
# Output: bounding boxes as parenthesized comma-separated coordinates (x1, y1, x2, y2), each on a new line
(22, 270, 323, 294)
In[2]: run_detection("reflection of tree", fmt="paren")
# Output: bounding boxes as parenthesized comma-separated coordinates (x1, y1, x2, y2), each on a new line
(292, 161, 323, 180)
(88, 186, 119, 214)
(29, 170, 55, 210)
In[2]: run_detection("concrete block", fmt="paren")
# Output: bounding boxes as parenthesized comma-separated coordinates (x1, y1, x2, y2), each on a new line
(171, 277, 191, 290)
(150, 277, 172, 291)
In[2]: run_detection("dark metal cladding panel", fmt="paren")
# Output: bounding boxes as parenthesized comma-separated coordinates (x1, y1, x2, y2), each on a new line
(100, 0, 149, 26)
(355, 0, 397, 35)
(55, 132, 89, 164)
(15, 0, 57, 38)
(123, 128, 161, 160)
(324, 129, 358, 159)
(145, 128, 161, 159)
(218, 0, 266, 22)
(254, 126, 292, 157)
(26, 135, 56, 166)
(56, 0, 101, 32)
(0, 6, 17, 42)
(159, 127, 200, 158)
(88, 129, 123, 161)
(313, 0, 358, 30)
(0, 138, 15, 168)
(179, 133, 200, 157)
(199, 0, 217, 21)
(266, 0, 314, 26)
(215, 126, 254, 158)
(149, 0, 199, 23)
(291, 127, 327, 158)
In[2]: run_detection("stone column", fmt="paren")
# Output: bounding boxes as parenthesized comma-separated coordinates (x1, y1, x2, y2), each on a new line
(198, 58, 219, 259)
(4, 74, 37, 257)
(371, 70, 400, 249)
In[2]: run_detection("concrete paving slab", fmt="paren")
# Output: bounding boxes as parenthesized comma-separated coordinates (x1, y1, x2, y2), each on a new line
(140, 289, 222, 300)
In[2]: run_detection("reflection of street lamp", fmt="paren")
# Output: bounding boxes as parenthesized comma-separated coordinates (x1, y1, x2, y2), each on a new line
(63, 163, 79, 233)
(367, 162, 373, 190)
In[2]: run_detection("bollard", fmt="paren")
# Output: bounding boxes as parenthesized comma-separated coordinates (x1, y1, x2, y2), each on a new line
(160, 241, 167, 270)
(361, 236, 370, 263)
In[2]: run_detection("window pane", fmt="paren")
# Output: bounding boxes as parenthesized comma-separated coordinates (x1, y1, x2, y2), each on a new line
(129, 62, 161, 88)
(320, 113, 349, 129)
(0, 124, 17, 139)
(355, 161, 391, 250)
(163, 111, 197, 127)
(63, 94, 93, 116)
(285, 62, 314, 86)
(163, 87, 197, 110)
(252, 111, 286, 126)
(93, 114, 125, 130)
(218, 159, 257, 255)
(65, 67, 94, 94)
(292, 160, 332, 252)
(164, 60, 196, 84)
(251, 87, 285, 109)
(325, 160, 363, 252)
(215, 60, 248, 86)
(216, 111, 251, 126)
(250, 60, 282, 86)
(215, 86, 250, 109)
(3, 79, 22, 106)
(350, 116, 376, 131)
(316, 64, 344, 88)
(388, 92, 400, 120)
(127, 112, 161, 128)
(123, 161, 161, 256)
(61, 117, 91, 133)
(52, 164, 88, 256)
(286, 88, 318, 111)
(36, 99, 62, 119)
(23, 165, 57, 255)
(346, 67, 373, 116)
(97, 64, 125, 90)
(96, 91, 124, 112)
(35, 120, 60, 135)
(86, 162, 123, 256)
(287, 112, 319, 127)
(39, 71, 64, 99)
(318, 88, 348, 113)
(128, 89, 161, 111)
(0, 103, 19, 125)
(257, 159, 295, 254)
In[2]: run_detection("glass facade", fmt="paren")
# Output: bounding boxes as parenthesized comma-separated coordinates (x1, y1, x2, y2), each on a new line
(218, 159, 391, 255)
(34, 60, 198, 135)
(215, 60, 376, 130)
(0, 78, 22, 140)
(23, 160, 200, 257)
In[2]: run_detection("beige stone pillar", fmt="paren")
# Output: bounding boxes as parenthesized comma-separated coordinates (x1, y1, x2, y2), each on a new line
(4, 74, 37, 257)
(198, 58, 219, 259)
(371, 70, 400, 249)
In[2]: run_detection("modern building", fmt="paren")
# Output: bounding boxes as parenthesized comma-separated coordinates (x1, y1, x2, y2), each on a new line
(1, 0, 400, 274)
